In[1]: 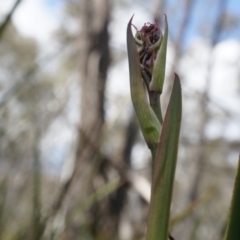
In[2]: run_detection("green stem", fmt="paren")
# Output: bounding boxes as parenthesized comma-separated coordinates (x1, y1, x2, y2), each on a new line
(150, 143, 158, 169)
(149, 92, 163, 124)
(141, 70, 163, 124)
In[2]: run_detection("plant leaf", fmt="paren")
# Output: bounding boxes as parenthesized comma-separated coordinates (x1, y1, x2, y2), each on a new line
(150, 15, 168, 94)
(127, 16, 160, 147)
(224, 156, 240, 240)
(146, 74, 182, 240)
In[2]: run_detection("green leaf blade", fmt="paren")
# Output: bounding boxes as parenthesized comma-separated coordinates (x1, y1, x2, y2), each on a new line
(127, 17, 160, 147)
(146, 74, 182, 240)
(224, 157, 240, 240)
(150, 15, 168, 94)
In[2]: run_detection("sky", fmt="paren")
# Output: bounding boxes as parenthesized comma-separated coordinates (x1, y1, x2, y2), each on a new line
(0, 0, 240, 171)
(0, 0, 63, 44)
(0, 0, 240, 47)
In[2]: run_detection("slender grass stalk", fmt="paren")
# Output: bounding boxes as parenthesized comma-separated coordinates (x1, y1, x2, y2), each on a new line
(0, 178, 7, 239)
(31, 130, 43, 240)
(224, 157, 240, 240)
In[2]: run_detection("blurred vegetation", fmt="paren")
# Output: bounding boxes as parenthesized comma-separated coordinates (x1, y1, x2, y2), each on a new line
(0, 0, 239, 240)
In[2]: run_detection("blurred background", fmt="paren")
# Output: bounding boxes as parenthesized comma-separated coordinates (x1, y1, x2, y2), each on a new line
(0, 0, 240, 239)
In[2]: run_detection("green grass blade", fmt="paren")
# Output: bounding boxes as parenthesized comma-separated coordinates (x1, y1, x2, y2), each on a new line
(127, 16, 160, 148)
(224, 156, 240, 240)
(146, 74, 182, 240)
(150, 15, 168, 94)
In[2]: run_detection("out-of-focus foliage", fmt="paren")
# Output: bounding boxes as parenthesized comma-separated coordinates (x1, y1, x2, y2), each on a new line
(0, 0, 239, 240)
(0, 11, 68, 240)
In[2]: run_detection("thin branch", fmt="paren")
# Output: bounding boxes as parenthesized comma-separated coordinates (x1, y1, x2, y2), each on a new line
(31, 128, 43, 240)
(0, 0, 22, 39)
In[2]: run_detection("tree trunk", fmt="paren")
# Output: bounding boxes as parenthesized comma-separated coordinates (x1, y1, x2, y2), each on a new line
(69, 0, 111, 238)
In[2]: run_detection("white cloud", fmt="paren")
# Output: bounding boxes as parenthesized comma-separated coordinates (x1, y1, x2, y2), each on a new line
(179, 39, 211, 92)
(211, 40, 240, 115)
(181, 39, 240, 140)
(0, 0, 62, 45)
(14, 0, 61, 43)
